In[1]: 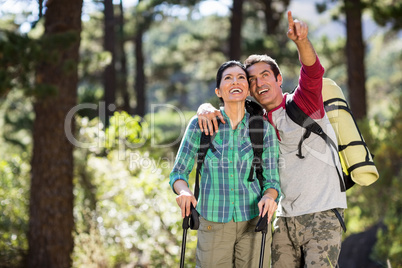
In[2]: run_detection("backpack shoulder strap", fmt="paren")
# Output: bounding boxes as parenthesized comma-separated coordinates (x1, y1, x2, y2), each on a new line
(245, 99, 265, 190)
(194, 119, 220, 200)
(285, 97, 349, 192)
(285, 97, 336, 156)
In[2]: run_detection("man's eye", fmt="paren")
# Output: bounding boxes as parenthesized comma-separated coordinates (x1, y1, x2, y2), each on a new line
(249, 78, 254, 82)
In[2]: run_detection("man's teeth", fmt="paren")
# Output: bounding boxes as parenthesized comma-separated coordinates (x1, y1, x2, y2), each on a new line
(258, 89, 269, 95)
(230, 88, 242, 93)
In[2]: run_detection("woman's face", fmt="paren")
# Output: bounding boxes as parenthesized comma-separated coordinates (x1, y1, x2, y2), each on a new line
(215, 66, 249, 103)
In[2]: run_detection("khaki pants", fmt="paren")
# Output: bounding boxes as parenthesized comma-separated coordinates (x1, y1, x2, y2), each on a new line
(272, 209, 344, 268)
(196, 216, 271, 268)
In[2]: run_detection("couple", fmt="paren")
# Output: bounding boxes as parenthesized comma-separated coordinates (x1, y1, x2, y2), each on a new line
(170, 11, 347, 268)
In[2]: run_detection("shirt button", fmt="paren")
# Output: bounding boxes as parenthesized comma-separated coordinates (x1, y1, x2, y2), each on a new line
(231, 188, 234, 191)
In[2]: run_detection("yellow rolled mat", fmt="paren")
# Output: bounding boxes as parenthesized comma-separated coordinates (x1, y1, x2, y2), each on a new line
(322, 78, 379, 186)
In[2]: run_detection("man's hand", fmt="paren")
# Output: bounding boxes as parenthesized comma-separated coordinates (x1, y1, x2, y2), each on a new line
(197, 103, 225, 135)
(287, 10, 316, 66)
(287, 10, 308, 43)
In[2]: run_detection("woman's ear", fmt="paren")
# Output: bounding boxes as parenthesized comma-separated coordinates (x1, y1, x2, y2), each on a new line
(215, 88, 221, 98)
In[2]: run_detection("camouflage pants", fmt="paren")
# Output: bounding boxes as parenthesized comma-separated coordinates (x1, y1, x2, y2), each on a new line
(272, 209, 344, 268)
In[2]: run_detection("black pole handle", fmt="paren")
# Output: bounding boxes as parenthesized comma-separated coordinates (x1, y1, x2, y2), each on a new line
(255, 211, 268, 234)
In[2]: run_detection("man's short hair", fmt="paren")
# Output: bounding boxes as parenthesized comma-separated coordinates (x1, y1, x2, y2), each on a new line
(244, 55, 281, 80)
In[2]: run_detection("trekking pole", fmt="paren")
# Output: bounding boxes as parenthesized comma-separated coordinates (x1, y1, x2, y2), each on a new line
(255, 211, 268, 268)
(180, 211, 191, 268)
(180, 204, 199, 268)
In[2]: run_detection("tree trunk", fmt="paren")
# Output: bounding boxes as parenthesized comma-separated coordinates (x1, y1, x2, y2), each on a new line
(118, 0, 130, 113)
(345, 0, 367, 119)
(134, 1, 146, 117)
(261, 0, 290, 35)
(103, 0, 116, 126)
(229, 0, 244, 60)
(28, 0, 82, 267)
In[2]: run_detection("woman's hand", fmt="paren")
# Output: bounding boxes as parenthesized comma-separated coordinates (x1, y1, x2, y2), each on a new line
(258, 193, 278, 224)
(174, 180, 197, 218)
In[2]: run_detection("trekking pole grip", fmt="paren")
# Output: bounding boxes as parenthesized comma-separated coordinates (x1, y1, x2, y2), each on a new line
(255, 211, 268, 233)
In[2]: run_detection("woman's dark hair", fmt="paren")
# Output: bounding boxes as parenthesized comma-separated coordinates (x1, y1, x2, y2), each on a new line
(216, 60, 247, 88)
(215, 61, 247, 104)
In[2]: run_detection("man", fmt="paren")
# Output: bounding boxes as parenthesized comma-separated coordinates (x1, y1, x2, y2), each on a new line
(197, 11, 347, 267)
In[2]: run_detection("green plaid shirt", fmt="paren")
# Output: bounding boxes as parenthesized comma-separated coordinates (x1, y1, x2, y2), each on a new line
(170, 109, 280, 223)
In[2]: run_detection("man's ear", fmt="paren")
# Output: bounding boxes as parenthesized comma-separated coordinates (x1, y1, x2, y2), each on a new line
(215, 88, 221, 98)
(277, 74, 283, 86)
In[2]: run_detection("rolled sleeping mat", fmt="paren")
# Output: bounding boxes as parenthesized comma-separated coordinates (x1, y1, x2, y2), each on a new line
(322, 78, 379, 186)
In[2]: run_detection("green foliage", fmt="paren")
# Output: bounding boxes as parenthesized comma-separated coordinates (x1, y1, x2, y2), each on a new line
(72, 111, 197, 267)
(0, 29, 80, 99)
(369, 0, 402, 31)
(343, 97, 402, 266)
(369, 99, 402, 267)
(146, 15, 228, 110)
(0, 154, 30, 267)
(1, 1, 401, 267)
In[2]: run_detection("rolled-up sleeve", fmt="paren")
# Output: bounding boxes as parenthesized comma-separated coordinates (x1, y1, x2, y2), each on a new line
(261, 121, 281, 202)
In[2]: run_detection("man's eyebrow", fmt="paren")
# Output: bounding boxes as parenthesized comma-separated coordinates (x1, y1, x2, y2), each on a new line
(248, 69, 271, 78)
(259, 70, 271, 75)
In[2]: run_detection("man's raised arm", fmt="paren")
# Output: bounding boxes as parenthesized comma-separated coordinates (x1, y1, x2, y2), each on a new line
(287, 10, 317, 67)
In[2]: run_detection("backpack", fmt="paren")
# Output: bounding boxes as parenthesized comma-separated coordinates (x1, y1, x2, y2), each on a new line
(285, 78, 379, 192)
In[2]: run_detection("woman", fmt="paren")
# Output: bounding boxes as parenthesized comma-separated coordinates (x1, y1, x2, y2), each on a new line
(170, 61, 280, 267)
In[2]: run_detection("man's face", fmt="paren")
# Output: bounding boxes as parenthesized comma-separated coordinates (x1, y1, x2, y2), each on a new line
(247, 62, 283, 111)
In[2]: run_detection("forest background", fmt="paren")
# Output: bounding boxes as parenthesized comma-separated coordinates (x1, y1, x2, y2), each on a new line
(0, 0, 401, 267)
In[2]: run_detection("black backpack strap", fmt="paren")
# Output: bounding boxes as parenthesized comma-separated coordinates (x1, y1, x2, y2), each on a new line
(194, 119, 220, 200)
(245, 99, 265, 190)
(285, 97, 351, 192)
(189, 120, 220, 231)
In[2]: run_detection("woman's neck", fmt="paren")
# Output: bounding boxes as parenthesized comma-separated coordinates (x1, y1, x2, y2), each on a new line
(223, 102, 245, 130)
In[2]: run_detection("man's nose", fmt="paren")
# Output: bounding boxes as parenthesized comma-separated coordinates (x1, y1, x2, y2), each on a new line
(256, 77, 263, 87)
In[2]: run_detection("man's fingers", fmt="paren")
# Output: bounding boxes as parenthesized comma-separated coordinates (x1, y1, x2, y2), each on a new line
(212, 117, 219, 133)
(206, 118, 214, 136)
(201, 118, 209, 135)
(218, 113, 226, 125)
(294, 20, 301, 37)
(287, 10, 294, 27)
(198, 118, 204, 133)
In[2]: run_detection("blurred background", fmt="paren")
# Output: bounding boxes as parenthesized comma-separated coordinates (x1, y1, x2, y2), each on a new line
(0, 0, 401, 267)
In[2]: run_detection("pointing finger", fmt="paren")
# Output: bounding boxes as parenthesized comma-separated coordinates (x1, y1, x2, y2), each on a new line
(287, 11, 294, 28)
